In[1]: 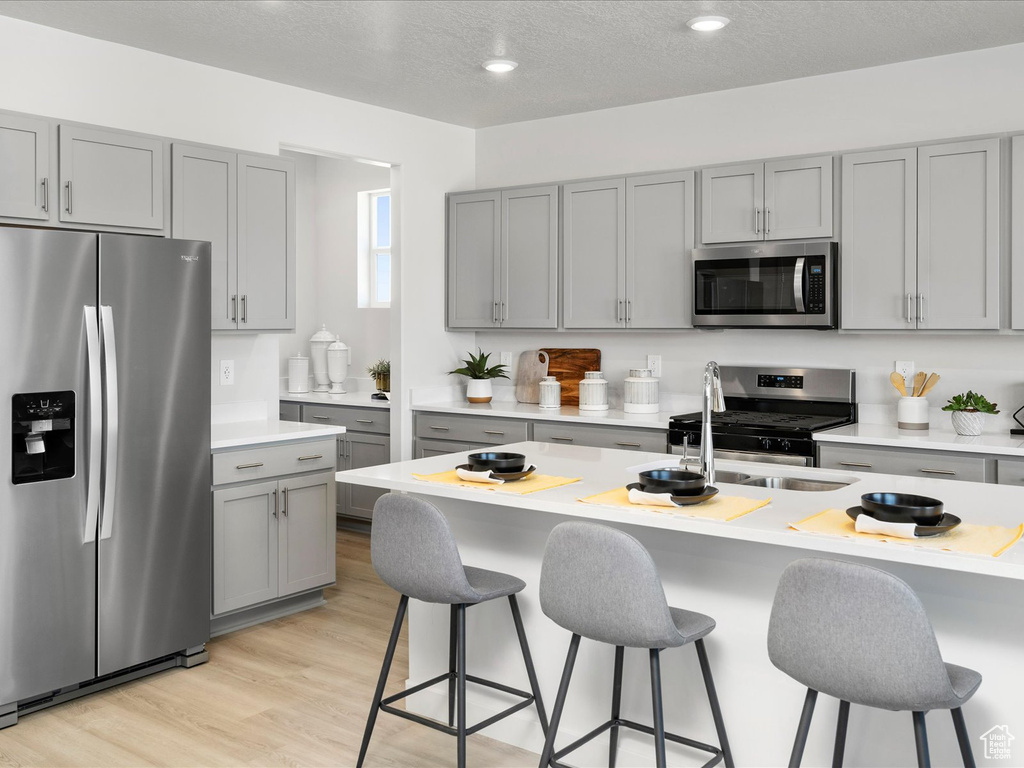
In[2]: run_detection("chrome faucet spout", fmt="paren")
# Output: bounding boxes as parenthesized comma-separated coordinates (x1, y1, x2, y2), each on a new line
(700, 361, 726, 485)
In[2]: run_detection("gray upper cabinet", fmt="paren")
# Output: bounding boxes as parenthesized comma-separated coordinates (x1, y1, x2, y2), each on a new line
(563, 178, 626, 328)
(700, 156, 832, 244)
(237, 154, 296, 331)
(841, 148, 917, 330)
(625, 171, 695, 329)
(172, 144, 238, 330)
(0, 112, 52, 222)
(447, 191, 500, 328)
(1013, 135, 1024, 330)
(917, 139, 999, 330)
(59, 125, 165, 231)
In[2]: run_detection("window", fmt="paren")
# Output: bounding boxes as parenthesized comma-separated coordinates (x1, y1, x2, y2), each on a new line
(368, 190, 391, 307)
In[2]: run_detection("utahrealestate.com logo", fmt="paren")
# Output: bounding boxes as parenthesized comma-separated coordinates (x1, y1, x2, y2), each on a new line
(981, 725, 1015, 760)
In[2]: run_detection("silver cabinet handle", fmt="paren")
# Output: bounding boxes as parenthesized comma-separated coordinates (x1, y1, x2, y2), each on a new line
(626, 299, 632, 324)
(765, 207, 770, 235)
(493, 301, 499, 324)
(483, 430, 504, 435)
(231, 295, 237, 323)
(312, 415, 331, 421)
(917, 294, 925, 323)
(616, 299, 624, 324)
(501, 301, 507, 321)
(236, 461, 264, 469)
(84, 307, 101, 543)
(241, 294, 247, 324)
(281, 487, 288, 515)
(919, 468, 955, 476)
(838, 461, 872, 468)
(906, 293, 914, 323)
(551, 436, 574, 442)
(65, 180, 72, 214)
(41, 178, 49, 212)
(298, 454, 323, 461)
(99, 306, 119, 541)
(754, 207, 760, 234)
(615, 442, 642, 448)
(272, 489, 278, 518)
(429, 425, 450, 431)
(355, 419, 374, 424)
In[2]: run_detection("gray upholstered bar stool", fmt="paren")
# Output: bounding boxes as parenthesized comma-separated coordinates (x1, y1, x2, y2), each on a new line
(356, 493, 548, 768)
(537, 521, 734, 768)
(768, 558, 981, 768)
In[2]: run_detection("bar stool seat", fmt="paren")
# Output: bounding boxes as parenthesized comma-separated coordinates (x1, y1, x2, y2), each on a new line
(463, 566, 526, 601)
(668, 608, 717, 645)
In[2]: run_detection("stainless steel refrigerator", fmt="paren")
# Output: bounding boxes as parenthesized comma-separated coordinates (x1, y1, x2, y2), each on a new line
(0, 227, 211, 727)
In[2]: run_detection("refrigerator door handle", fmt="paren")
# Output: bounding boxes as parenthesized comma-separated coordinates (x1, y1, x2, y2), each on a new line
(100, 305, 119, 541)
(84, 307, 101, 543)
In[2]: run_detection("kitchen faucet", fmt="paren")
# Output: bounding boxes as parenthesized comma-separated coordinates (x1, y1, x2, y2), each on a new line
(700, 361, 726, 485)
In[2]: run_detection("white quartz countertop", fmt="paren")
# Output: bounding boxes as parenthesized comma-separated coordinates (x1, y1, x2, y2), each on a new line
(280, 389, 391, 409)
(412, 400, 678, 429)
(816, 423, 1024, 458)
(337, 441, 1024, 581)
(211, 419, 346, 451)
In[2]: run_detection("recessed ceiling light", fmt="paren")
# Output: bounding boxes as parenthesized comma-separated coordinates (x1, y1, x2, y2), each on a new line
(483, 59, 518, 73)
(687, 15, 730, 32)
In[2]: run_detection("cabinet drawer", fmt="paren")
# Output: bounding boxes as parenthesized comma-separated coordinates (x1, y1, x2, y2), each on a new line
(818, 444, 989, 483)
(533, 422, 667, 452)
(213, 438, 337, 486)
(414, 412, 528, 444)
(303, 404, 390, 434)
(996, 459, 1024, 487)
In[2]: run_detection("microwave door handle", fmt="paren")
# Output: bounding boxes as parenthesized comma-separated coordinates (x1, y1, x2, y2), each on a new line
(100, 305, 119, 541)
(84, 307, 101, 543)
(793, 257, 806, 313)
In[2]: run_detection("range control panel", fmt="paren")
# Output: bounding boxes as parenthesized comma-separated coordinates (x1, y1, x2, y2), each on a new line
(757, 374, 805, 390)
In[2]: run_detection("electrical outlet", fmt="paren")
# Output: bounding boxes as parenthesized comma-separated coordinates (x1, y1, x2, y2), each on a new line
(647, 355, 662, 378)
(894, 360, 914, 385)
(220, 359, 234, 386)
(500, 351, 513, 369)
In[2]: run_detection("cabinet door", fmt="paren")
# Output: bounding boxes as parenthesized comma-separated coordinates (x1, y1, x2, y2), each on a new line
(213, 481, 279, 615)
(278, 472, 336, 597)
(533, 421, 667, 453)
(58, 125, 165, 230)
(626, 171, 694, 328)
(840, 149, 917, 330)
(342, 434, 391, 520)
(414, 438, 475, 458)
(279, 402, 300, 421)
(237, 154, 296, 330)
(700, 163, 763, 244)
(1014, 136, 1024, 330)
(764, 155, 833, 240)
(500, 186, 558, 328)
(172, 144, 238, 330)
(0, 112, 52, 221)
(447, 191, 500, 328)
(918, 139, 999, 330)
(562, 178, 625, 328)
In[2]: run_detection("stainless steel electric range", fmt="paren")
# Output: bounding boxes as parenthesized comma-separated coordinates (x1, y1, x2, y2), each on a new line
(668, 366, 856, 467)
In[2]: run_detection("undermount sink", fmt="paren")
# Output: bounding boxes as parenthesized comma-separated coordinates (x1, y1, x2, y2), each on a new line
(741, 476, 852, 492)
(711, 470, 752, 484)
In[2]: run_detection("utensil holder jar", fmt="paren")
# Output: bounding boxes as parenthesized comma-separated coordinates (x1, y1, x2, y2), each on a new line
(897, 396, 929, 430)
(578, 371, 609, 411)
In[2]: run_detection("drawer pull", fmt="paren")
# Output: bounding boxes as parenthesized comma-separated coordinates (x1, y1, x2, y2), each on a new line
(355, 419, 374, 424)
(838, 461, 872, 468)
(312, 415, 331, 421)
(429, 425, 450, 431)
(483, 430, 504, 436)
(298, 454, 323, 461)
(236, 462, 264, 470)
(919, 468, 956, 476)
(615, 442, 642, 448)
(551, 436, 574, 442)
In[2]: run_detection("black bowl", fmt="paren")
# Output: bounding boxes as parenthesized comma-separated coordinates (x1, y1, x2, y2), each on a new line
(467, 452, 526, 473)
(638, 468, 706, 495)
(860, 492, 944, 525)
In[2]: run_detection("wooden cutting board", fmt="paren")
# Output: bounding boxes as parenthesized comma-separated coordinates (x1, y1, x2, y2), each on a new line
(514, 350, 549, 404)
(540, 348, 602, 406)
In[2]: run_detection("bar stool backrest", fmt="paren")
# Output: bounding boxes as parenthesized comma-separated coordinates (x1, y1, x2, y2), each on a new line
(539, 521, 682, 648)
(767, 558, 956, 710)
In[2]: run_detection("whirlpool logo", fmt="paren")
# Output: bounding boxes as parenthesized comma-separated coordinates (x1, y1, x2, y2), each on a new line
(180, 254, 200, 263)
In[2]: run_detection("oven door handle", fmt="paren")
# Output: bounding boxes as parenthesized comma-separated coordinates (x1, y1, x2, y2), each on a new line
(793, 257, 806, 314)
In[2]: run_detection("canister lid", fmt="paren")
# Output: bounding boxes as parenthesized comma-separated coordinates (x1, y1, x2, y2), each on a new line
(310, 324, 335, 343)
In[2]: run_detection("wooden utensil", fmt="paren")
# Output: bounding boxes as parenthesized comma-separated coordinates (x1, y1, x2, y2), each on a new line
(911, 371, 927, 397)
(514, 351, 549, 404)
(889, 371, 908, 397)
(919, 372, 940, 398)
(540, 348, 602, 406)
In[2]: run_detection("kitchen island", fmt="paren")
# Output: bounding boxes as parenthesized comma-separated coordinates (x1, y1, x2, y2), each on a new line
(338, 442, 1024, 767)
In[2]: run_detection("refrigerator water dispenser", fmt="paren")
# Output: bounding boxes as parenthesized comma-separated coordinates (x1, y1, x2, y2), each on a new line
(11, 391, 75, 484)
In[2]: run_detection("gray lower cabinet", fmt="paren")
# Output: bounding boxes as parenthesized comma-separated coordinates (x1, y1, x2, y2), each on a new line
(414, 438, 478, 458)
(817, 443, 991, 483)
(341, 432, 391, 519)
(533, 421, 667, 453)
(0, 112, 52, 222)
(278, 472, 337, 595)
(279, 402, 300, 421)
(414, 412, 529, 445)
(213, 480, 279, 615)
(995, 459, 1024, 487)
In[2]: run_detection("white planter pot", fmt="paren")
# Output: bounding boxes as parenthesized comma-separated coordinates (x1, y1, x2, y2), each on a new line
(951, 410, 983, 436)
(466, 379, 493, 404)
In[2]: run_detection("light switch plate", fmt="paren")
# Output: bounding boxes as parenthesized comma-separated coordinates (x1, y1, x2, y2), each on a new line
(647, 355, 662, 378)
(220, 359, 234, 386)
(500, 351, 513, 369)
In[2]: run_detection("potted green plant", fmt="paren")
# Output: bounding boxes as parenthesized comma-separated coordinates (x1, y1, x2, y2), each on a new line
(448, 349, 509, 403)
(941, 390, 999, 436)
(367, 359, 390, 398)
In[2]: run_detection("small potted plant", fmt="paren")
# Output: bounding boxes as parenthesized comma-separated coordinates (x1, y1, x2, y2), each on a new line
(367, 359, 390, 400)
(942, 390, 999, 436)
(448, 349, 509, 403)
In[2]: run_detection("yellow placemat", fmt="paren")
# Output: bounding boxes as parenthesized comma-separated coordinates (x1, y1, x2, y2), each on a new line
(412, 470, 581, 495)
(791, 509, 1024, 558)
(579, 487, 771, 522)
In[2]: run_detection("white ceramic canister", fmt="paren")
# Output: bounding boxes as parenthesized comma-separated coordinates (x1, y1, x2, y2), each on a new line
(896, 397, 929, 431)
(578, 371, 609, 411)
(624, 368, 660, 414)
(539, 376, 561, 409)
(326, 336, 350, 394)
(287, 355, 310, 393)
(309, 324, 335, 392)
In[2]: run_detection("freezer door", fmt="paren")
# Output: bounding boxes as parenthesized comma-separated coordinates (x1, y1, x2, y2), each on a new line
(0, 228, 98, 706)
(97, 234, 211, 676)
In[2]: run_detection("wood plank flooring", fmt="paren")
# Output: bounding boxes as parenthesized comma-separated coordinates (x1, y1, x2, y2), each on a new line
(0, 531, 539, 767)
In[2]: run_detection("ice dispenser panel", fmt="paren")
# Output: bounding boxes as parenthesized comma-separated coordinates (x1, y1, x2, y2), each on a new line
(12, 391, 75, 484)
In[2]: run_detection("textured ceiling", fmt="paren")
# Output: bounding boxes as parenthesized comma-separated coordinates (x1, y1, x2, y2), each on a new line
(2, 0, 1024, 128)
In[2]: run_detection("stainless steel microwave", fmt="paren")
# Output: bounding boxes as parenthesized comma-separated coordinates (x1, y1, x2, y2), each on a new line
(692, 240, 838, 329)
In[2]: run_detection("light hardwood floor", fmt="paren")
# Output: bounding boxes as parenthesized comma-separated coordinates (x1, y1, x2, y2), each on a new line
(0, 531, 539, 767)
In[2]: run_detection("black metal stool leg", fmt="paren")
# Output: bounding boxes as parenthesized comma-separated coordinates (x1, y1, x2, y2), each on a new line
(832, 700, 850, 768)
(950, 708, 976, 768)
(356, 595, 408, 768)
(695, 638, 734, 768)
(789, 688, 818, 768)
(456, 604, 467, 768)
(609, 645, 624, 768)
(650, 649, 667, 768)
(448, 604, 458, 728)
(508, 594, 549, 733)
(913, 711, 930, 768)
(538, 634, 580, 768)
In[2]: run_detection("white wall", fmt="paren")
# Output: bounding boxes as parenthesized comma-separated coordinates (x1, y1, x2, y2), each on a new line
(0, 15, 476, 449)
(475, 43, 1024, 431)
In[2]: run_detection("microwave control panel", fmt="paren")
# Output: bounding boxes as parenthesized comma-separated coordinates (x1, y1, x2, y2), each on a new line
(807, 259, 826, 313)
